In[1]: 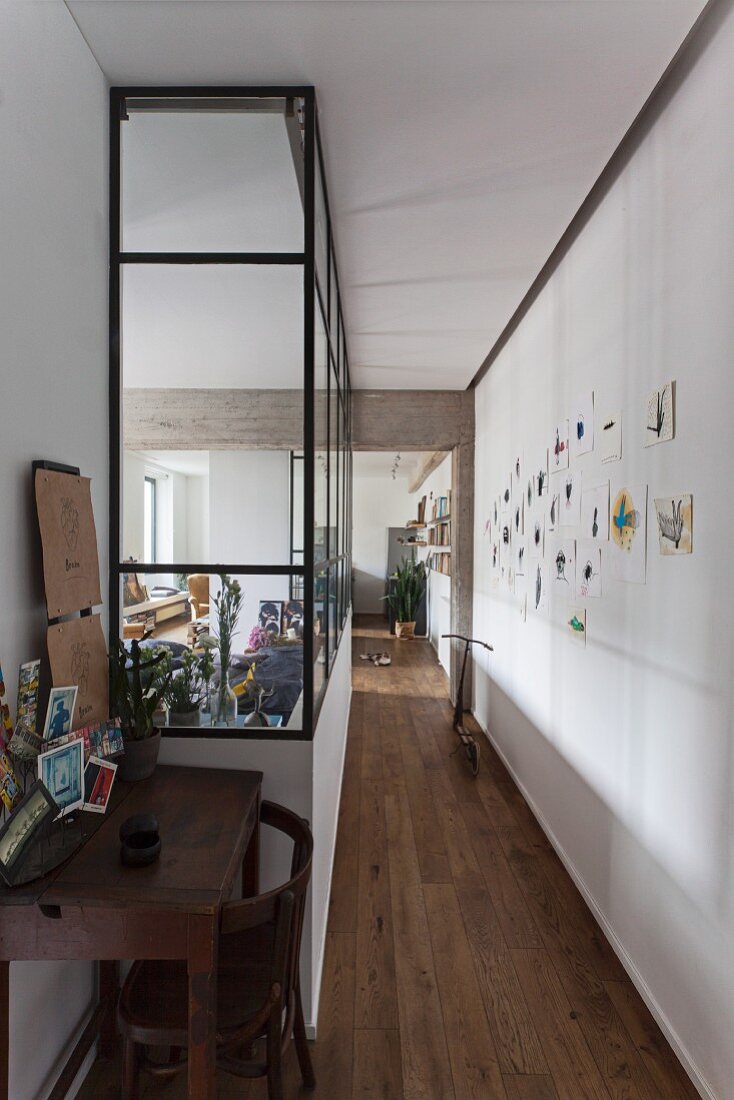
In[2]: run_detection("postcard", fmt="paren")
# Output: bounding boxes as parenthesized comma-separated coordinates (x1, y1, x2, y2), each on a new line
(0, 752, 22, 813)
(38, 738, 84, 818)
(8, 722, 43, 762)
(0, 663, 13, 748)
(83, 756, 117, 813)
(42, 686, 78, 742)
(0, 781, 58, 886)
(16, 660, 40, 734)
(50, 718, 124, 763)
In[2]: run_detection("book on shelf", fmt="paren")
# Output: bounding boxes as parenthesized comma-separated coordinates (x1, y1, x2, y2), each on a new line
(430, 492, 451, 522)
(417, 495, 427, 525)
(431, 551, 451, 576)
(428, 521, 451, 547)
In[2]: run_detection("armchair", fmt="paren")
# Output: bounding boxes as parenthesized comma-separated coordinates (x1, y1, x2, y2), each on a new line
(186, 574, 210, 621)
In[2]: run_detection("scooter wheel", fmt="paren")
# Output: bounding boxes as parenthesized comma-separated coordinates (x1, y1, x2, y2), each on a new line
(467, 740, 480, 777)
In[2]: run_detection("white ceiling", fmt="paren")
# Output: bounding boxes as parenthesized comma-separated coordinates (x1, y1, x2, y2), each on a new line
(69, 0, 706, 390)
(353, 451, 426, 482)
(135, 450, 210, 476)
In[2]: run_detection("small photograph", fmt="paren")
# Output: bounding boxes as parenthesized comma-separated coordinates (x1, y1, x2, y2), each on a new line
(0, 780, 58, 886)
(42, 686, 78, 742)
(8, 722, 43, 762)
(283, 600, 305, 639)
(38, 738, 84, 818)
(83, 756, 117, 813)
(258, 600, 283, 638)
(0, 752, 22, 812)
(0, 663, 13, 746)
(16, 660, 41, 733)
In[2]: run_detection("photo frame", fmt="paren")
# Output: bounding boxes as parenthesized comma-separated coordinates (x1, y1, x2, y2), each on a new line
(42, 685, 78, 742)
(258, 600, 283, 638)
(283, 600, 304, 638)
(38, 738, 84, 818)
(0, 780, 58, 886)
(83, 756, 117, 813)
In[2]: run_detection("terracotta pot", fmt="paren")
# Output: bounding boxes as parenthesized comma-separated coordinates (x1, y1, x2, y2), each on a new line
(118, 730, 161, 782)
(395, 620, 416, 640)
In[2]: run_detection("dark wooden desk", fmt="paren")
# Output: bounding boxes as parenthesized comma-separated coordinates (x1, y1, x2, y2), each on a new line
(0, 765, 262, 1100)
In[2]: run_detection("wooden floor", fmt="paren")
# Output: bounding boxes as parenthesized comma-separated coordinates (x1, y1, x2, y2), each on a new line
(80, 614, 698, 1099)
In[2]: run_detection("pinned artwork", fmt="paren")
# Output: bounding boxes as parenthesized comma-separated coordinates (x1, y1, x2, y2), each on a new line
(644, 381, 675, 447)
(566, 608, 587, 647)
(16, 660, 40, 734)
(529, 514, 545, 559)
(570, 392, 594, 459)
(258, 601, 283, 637)
(519, 593, 527, 622)
(47, 614, 108, 728)
(547, 489, 560, 533)
(552, 539, 576, 590)
(551, 421, 569, 471)
(580, 483, 610, 541)
(491, 540, 499, 571)
(610, 484, 648, 583)
(600, 412, 622, 464)
(515, 541, 526, 577)
(526, 475, 535, 514)
(535, 450, 550, 497)
(575, 545, 602, 598)
(501, 476, 512, 514)
(654, 495, 692, 555)
(513, 498, 524, 537)
(514, 452, 523, 486)
(34, 469, 102, 618)
(492, 498, 499, 527)
(507, 566, 515, 595)
(561, 470, 582, 527)
(533, 562, 549, 615)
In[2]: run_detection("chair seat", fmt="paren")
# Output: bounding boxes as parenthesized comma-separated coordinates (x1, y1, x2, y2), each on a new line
(119, 924, 277, 1046)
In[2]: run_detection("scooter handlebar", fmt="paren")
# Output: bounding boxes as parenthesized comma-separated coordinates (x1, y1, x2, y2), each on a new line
(441, 634, 493, 651)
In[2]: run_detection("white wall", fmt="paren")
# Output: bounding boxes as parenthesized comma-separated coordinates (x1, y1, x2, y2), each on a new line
(419, 454, 453, 674)
(352, 466, 419, 614)
(472, 7, 734, 1096)
(0, 4, 108, 1096)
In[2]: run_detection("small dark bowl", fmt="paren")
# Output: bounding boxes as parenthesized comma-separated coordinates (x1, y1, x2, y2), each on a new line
(119, 813, 161, 867)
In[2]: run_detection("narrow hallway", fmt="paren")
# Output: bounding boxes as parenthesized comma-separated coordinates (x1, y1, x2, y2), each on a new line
(312, 615, 698, 1100)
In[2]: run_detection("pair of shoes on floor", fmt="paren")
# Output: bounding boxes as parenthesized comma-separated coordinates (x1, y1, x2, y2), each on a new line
(359, 651, 392, 667)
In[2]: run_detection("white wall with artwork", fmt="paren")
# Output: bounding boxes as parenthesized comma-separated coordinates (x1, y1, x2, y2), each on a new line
(472, 7, 734, 1095)
(0, 5, 108, 1096)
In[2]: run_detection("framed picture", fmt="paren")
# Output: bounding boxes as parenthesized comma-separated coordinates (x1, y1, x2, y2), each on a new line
(8, 723, 43, 762)
(0, 780, 58, 886)
(283, 600, 304, 638)
(38, 738, 84, 818)
(83, 756, 117, 813)
(42, 686, 78, 742)
(122, 573, 148, 609)
(258, 600, 283, 638)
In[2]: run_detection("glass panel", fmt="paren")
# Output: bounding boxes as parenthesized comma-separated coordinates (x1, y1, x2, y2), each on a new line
(315, 152, 329, 309)
(314, 565, 328, 699)
(121, 102, 303, 253)
(328, 357, 339, 559)
(328, 565, 338, 670)
(314, 298, 329, 564)
(329, 245, 338, 348)
(118, 571, 304, 731)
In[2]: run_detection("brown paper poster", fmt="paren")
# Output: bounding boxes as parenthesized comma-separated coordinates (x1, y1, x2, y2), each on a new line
(47, 615, 109, 728)
(35, 469, 102, 617)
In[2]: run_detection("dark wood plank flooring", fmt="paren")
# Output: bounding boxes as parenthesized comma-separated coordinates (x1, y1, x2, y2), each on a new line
(78, 614, 698, 1099)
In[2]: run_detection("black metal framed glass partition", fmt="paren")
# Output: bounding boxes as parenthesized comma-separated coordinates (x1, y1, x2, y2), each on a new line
(110, 87, 352, 740)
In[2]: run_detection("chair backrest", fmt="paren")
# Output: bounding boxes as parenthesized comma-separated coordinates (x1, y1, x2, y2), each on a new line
(187, 574, 210, 606)
(221, 800, 313, 1007)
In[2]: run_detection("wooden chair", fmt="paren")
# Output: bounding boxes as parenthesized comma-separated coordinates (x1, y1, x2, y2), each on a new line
(186, 573, 210, 620)
(117, 800, 315, 1100)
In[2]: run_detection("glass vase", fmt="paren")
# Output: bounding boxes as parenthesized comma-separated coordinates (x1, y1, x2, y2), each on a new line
(211, 672, 238, 727)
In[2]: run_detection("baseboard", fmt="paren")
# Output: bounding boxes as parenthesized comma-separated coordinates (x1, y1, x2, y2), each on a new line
(307, 674, 353, 1040)
(473, 713, 716, 1100)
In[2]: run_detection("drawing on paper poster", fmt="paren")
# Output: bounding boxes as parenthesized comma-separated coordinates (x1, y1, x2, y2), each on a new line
(645, 381, 674, 446)
(514, 499, 523, 536)
(493, 498, 499, 526)
(519, 593, 527, 622)
(502, 523, 511, 546)
(502, 477, 512, 513)
(533, 562, 549, 615)
(553, 539, 575, 588)
(516, 542, 525, 577)
(561, 470, 582, 527)
(600, 412, 622, 464)
(507, 566, 515, 594)
(547, 490, 560, 533)
(566, 608, 587, 646)
(530, 515, 544, 559)
(526, 477, 535, 512)
(536, 450, 549, 496)
(514, 452, 523, 485)
(551, 421, 569, 471)
(570, 392, 594, 459)
(654, 495, 692, 555)
(491, 541, 499, 569)
(580, 483, 609, 541)
(610, 484, 648, 583)
(575, 545, 602, 598)
(484, 518, 491, 537)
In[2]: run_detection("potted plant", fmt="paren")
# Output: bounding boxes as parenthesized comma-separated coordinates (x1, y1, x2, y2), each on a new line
(110, 637, 172, 781)
(166, 650, 203, 727)
(382, 557, 427, 639)
(211, 575, 243, 727)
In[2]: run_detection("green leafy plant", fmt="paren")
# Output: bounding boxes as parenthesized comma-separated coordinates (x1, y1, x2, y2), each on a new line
(110, 637, 172, 741)
(211, 575, 243, 674)
(165, 649, 203, 714)
(382, 557, 427, 623)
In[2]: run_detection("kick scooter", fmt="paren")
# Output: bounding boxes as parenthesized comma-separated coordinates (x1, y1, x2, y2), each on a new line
(441, 634, 493, 777)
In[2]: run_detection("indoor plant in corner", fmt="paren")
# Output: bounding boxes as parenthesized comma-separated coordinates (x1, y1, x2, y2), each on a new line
(110, 637, 171, 781)
(383, 557, 427, 639)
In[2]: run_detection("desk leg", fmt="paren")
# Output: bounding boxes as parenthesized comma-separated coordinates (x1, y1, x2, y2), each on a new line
(0, 962, 8, 1100)
(187, 914, 218, 1100)
(99, 961, 119, 1059)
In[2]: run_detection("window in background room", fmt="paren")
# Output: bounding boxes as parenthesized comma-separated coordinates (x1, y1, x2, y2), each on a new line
(143, 476, 156, 563)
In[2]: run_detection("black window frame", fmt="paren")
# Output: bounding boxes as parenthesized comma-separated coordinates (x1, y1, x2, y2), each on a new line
(143, 475, 157, 564)
(109, 85, 352, 742)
